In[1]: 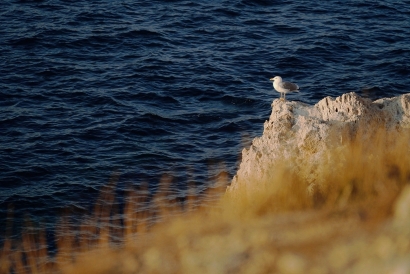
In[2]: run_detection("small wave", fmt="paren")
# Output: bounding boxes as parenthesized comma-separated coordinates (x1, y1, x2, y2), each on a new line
(116, 29, 164, 39)
(119, 123, 173, 137)
(136, 92, 180, 105)
(9, 35, 40, 47)
(241, 0, 276, 7)
(274, 25, 304, 35)
(217, 121, 241, 132)
(75, 10, 124, 22)
(220, 95, 257, 107)
(212, 7, 240, 17)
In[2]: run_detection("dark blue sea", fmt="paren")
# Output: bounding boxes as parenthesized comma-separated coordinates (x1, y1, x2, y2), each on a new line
(1, 0, 410, 242)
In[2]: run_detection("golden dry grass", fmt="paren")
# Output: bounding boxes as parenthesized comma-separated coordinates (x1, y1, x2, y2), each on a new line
(2, 126, 410, 273)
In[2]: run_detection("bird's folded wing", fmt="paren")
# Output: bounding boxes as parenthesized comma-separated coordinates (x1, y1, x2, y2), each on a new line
(282, 82, 299, 90)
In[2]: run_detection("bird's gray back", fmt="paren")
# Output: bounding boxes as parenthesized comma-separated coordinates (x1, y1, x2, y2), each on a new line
(282, 81, 299, 91)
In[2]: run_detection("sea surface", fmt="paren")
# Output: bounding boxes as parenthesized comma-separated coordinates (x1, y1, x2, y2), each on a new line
(1, 0, 410, 241)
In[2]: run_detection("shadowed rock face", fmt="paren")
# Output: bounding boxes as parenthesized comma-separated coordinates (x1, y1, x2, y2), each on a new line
(228, 92, 410, 192)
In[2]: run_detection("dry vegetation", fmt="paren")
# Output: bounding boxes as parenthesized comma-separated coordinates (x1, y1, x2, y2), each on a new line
(2, 126, 410, 273)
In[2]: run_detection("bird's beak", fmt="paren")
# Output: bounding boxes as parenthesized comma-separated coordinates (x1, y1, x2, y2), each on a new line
(269, 78, 274, 81)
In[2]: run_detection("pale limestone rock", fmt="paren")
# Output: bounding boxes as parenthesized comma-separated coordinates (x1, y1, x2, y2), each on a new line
(227, 92, 410, 192)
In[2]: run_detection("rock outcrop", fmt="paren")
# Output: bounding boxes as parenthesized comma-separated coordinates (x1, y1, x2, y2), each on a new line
(227, 92, 410, 192)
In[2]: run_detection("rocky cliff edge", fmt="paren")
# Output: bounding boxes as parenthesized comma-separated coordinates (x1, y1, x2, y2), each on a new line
(227, 92, 410, 193)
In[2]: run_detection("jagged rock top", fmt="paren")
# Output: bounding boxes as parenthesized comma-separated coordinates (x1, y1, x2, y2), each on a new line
(227, 92, 410, 192)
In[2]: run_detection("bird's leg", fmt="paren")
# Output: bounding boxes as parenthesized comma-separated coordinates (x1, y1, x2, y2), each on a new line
(280, 93, 285, 101)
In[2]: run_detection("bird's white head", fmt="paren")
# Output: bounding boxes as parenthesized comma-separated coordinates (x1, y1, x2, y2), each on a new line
(269, 76, 282, 82)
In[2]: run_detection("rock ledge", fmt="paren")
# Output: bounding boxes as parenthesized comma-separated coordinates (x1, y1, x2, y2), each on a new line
(227, 92, 410, 192)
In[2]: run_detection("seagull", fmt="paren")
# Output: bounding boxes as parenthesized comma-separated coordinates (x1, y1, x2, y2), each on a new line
(270, 76, 300, 100)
